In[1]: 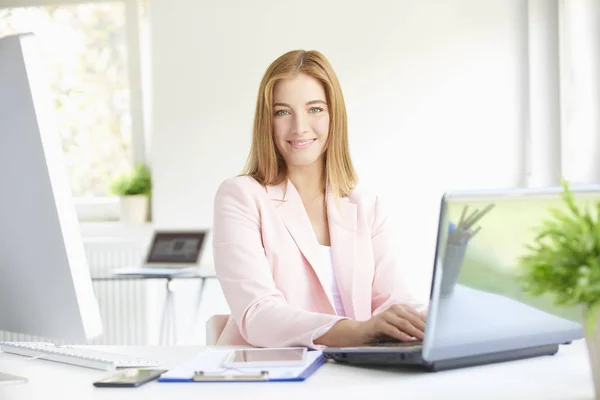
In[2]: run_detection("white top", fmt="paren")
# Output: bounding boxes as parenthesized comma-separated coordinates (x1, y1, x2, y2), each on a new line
(319, 245, 346, 316)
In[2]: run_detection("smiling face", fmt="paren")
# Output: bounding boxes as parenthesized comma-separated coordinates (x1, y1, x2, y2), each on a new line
(272, 73, 330, 171)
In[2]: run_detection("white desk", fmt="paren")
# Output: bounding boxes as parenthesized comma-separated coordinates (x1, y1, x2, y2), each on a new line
(0, 340, 593, 399)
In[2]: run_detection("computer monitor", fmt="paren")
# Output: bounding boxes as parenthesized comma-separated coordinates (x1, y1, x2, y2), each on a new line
(0, 33, 103, 381)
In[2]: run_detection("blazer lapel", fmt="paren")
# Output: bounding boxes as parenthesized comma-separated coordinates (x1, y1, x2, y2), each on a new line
(267, 181, 335, 310)
(327, 191, 358, 319)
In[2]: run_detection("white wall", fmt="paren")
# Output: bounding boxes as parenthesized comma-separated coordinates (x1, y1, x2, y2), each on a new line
(148, 0, 528, 331)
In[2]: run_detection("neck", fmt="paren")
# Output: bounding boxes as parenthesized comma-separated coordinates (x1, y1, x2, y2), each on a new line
(287, 158, 325, 201)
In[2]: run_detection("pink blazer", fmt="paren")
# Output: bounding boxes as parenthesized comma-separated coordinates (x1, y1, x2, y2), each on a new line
(212, 175, 422, 349)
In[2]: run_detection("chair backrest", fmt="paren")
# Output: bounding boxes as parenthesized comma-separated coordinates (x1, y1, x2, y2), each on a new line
(206, 314, 229, 345)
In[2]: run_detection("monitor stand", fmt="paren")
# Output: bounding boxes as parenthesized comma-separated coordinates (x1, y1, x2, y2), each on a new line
(0, 371, 28, 385)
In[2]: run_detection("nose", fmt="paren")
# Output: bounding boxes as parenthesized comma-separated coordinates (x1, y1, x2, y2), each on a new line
(293, 112, 309, 136)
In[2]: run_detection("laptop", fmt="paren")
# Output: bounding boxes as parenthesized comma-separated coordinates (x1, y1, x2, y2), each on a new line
(323, 185, 594, 371)
(113, 230, 208, 276)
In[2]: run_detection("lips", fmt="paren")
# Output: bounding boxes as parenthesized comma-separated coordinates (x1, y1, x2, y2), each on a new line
(287, 139, 316, 149)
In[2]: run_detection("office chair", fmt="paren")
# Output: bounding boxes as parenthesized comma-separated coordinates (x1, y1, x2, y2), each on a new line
(206, 314, 229, 345)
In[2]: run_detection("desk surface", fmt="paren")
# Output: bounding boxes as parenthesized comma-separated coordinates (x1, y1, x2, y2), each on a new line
(91, 272, 216, 281)
(91, 265, 217, 281)
(0, 340, 593, 400)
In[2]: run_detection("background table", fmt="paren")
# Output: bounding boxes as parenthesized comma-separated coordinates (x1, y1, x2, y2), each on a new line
(92, 271, 217, 345)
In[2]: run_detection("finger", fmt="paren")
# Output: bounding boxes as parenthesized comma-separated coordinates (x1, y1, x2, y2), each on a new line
(392, 303, 423, 319)
(383, 312, 424, 340)
(387, 308, 425, 336)
(391, 305, 426, 332)
(377, 320, 414, 342)
(408, 306, 427, 323)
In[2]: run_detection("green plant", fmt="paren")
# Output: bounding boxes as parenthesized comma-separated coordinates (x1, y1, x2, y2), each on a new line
(519, 179, 600, 335)
(110, 163, 152, 197)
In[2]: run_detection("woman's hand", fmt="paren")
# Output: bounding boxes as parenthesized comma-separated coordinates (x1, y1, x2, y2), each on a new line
(357, 304, 426, 343)
(314, 304, 426, 348)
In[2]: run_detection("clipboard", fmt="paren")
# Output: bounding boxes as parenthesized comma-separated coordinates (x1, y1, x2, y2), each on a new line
(158, 349, 326, 383)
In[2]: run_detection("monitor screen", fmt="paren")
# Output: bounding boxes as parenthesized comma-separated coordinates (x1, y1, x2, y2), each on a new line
(0, 33, 103, 344)
(146, 231, 207, 264)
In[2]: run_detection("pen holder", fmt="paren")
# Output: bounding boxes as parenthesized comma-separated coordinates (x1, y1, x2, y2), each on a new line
(440, 242, 468, 298)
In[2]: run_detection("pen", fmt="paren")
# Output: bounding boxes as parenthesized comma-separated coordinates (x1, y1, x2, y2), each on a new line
(450, 203, 495, 245)
(462, 203, 495, 230)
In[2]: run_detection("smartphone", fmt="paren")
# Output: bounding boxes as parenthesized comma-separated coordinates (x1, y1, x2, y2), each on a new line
(93, 368, 167, 388)
(222, 347, 307, 368)
(0, 373, 27, 386)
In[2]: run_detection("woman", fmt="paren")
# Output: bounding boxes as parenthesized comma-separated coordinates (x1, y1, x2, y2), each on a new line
(212, 49, 427, 349)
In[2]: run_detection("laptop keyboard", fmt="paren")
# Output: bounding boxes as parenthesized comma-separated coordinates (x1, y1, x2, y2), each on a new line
(369, 339, 423, 347)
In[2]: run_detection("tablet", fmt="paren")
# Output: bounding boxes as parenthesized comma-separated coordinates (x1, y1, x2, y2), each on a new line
(222, 347, 308, 368)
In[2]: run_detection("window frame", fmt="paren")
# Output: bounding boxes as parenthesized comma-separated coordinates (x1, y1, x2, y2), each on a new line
(0, 0, 149, 222)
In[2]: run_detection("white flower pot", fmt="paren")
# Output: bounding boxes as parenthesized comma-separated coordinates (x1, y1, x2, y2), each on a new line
(119, 195, 149, 223)
(585, 308, 600, 399)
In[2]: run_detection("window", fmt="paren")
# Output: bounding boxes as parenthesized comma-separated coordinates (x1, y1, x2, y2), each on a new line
(0, 0, 146, 221)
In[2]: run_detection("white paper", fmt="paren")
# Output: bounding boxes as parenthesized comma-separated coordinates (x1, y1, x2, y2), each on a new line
(160, 349, 322, 380)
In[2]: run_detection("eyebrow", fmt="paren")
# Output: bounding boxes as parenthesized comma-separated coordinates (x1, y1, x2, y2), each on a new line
(273, 100, 327, 108)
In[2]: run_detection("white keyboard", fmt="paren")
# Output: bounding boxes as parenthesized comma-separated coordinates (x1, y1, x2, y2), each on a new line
(0, 342, 160, 371)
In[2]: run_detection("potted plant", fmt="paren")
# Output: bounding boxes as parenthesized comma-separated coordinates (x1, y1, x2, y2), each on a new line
(519, 180, 600, 397)
(110, 163, 152, 223)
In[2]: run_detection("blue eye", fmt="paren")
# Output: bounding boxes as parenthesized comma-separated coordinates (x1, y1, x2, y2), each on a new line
(310, 107, 324, 113)
(275, 109, 289, 116)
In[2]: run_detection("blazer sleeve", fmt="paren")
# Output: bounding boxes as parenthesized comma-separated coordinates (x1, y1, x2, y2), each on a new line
(370, 194, 427, 316)
(212, 178, 345, 349)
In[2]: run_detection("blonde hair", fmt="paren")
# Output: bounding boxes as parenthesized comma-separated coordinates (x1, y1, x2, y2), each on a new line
(241, 50, 358, 198)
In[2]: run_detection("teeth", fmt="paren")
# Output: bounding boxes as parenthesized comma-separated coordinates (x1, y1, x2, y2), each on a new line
(291, 140, 313, 145)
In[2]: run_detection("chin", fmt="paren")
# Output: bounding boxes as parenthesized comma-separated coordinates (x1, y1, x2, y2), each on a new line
(287, 159, 319, 168)
(279, 146, 325, 168)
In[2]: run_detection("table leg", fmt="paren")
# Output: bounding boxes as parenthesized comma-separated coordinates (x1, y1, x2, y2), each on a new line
(189, 277, 207, 341)
(159, 278, 177, 345)
(168, 281, 177, 344)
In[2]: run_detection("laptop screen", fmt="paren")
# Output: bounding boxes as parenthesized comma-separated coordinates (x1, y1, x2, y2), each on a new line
(146, 231, 207, 264)
(424, 187, 592, 361)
